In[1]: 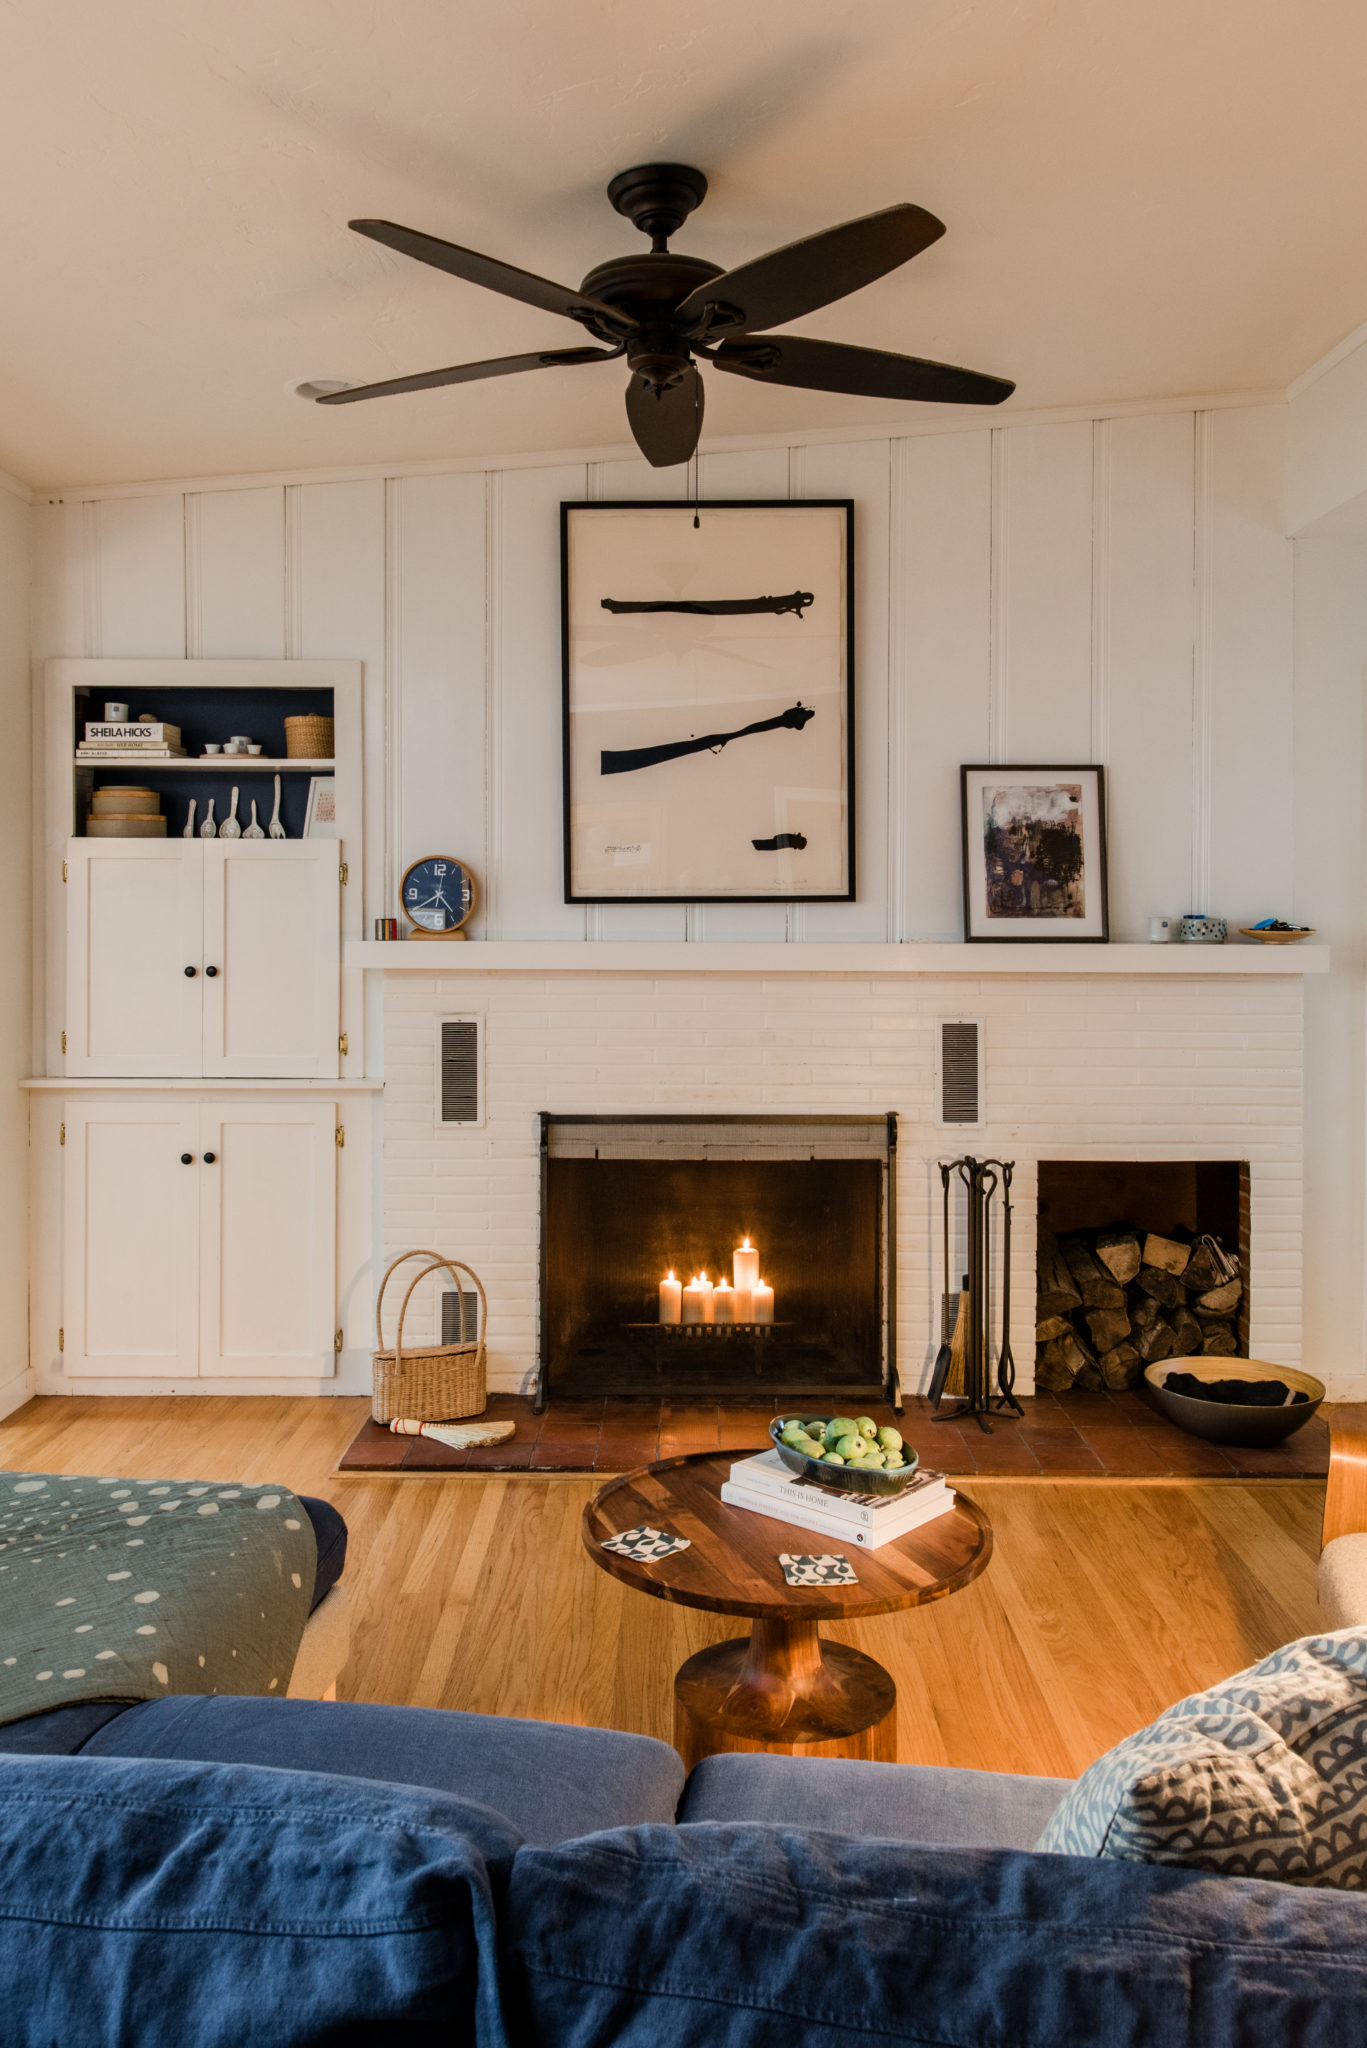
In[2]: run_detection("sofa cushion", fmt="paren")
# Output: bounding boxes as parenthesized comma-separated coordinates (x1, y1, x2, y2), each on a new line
(1037, 1628, 1367, 1884)
(81, 1694, 686, 1846)
(0, 1750, 517, 2047)
(679, 1752, 1070, 1847)
(503, 1820, 1367, 2046)
(1318, 1535, 1367, 1631)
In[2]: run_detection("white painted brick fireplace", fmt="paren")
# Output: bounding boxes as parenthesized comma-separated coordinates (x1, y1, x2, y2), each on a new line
(372, 943, 1326, 1398)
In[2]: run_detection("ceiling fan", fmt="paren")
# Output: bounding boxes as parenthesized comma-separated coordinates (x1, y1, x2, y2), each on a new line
(316, 162, 1014, 465)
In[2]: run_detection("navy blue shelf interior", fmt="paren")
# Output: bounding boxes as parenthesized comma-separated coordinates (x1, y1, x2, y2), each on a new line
(73, 685, 334, 841)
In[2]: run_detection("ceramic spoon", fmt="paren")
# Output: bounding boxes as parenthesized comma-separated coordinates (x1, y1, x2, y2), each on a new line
(267, 773, 286, 840)
(219, 786, 241, 839)
(183, 799, 197, 839)
(242, 801, 264, 840)
(199, 798, 217, 839)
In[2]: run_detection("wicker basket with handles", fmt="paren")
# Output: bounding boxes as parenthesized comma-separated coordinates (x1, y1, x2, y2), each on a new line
(284, 713, 335, 760)
(372, 1249, 487, 1423)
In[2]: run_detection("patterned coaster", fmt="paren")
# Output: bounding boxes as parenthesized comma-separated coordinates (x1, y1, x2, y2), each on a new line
(601, 1524, 691, 1562)
(779, 1552, 859, 1587)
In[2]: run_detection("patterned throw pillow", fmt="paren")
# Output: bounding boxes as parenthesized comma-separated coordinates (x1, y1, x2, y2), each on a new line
(1036, 1629, 1367, 1887)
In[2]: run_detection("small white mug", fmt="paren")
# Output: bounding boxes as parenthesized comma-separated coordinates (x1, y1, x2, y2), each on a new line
(1148, 915, 1174, 943)
(103, 701, 129, 723)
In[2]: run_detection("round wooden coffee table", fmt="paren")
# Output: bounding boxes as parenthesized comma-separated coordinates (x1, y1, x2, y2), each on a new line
(583, 1450, 992, 1767)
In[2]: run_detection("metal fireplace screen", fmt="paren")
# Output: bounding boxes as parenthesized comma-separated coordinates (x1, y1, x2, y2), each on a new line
(538, 1115, 896, 1408)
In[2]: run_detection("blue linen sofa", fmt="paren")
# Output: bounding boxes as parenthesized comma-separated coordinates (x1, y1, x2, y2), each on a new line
(2, 1694, 1365, 2045)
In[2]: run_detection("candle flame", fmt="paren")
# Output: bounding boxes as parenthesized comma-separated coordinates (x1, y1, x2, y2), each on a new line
(742, 1236, 751, 1249)
(716, 1280, 731, 1292)
(665, 1270, 676, 1282)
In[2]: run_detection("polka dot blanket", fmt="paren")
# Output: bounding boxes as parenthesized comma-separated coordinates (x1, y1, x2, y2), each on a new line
(0, 1473, 317, 1725)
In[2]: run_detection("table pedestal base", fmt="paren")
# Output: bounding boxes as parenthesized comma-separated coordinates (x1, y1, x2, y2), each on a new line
(673, 1619, 897, 1769)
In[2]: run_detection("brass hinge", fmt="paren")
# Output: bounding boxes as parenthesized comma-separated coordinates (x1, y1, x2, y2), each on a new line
(335, 1125, 345, 1148)
(58, 1328, 64, 1353)
(61, 859, 68, 882)
(339, 862, 348, 885)
(334, 1327, 344, 1353)
(60, 1031, 67, 1055)
(59, 1122, 65, 1147)
(338, 1032, 348, 1056)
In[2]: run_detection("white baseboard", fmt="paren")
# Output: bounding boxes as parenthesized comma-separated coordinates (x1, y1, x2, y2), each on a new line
(0, 1365, 35, 1421)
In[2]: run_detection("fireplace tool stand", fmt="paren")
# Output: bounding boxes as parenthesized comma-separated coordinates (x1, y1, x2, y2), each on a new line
(933, 1156, 1023, 1434)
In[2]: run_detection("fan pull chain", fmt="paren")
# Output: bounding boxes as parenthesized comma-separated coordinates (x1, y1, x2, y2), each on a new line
(692, 385, 701, 526)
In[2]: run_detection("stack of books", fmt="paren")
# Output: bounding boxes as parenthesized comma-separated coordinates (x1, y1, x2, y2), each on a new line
(78, 721, 186, 760)
(720, 1450, 954, 1550)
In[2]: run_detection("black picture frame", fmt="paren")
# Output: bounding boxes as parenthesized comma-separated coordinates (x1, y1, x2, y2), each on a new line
(960, 764, 1109, 942)
(561, 499, 856, 904)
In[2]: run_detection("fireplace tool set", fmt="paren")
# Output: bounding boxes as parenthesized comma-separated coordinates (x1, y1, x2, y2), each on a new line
(930, 1156, 1024, 1433)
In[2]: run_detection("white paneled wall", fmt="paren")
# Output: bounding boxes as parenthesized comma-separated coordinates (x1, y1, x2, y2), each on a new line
(33, 404, 1292, 969)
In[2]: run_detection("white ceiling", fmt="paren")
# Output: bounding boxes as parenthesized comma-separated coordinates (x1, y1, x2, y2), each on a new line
(2, 0, 1365, 487)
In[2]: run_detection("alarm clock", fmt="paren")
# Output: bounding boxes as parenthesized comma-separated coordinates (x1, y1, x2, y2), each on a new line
(400, 856, 477, 939)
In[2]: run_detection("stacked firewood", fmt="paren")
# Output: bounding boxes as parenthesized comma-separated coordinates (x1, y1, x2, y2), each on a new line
(1036, 1228, 1242, 1392)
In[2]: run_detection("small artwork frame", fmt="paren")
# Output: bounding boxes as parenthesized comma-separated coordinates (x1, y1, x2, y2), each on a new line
(304, 775, 337, 839)
(960, 765, 1108, 942)
(561, 499, 855, 903)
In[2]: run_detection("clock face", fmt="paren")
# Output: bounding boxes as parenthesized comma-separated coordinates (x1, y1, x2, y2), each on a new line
(402, 857, 475, 932)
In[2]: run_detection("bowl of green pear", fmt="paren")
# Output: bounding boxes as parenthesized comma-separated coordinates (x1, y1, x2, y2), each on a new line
(769, 1415, 919, 1496)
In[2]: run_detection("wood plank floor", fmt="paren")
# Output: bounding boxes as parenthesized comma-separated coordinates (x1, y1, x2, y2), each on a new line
(1, 1396, 1329, 1780)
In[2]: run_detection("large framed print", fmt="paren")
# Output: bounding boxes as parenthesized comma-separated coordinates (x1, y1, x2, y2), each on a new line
(960, 764, 1109, 942)
(562, 500, 854, 903)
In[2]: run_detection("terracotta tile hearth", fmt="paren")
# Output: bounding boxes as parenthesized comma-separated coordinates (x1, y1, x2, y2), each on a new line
(338, 1391, 1330, 1480)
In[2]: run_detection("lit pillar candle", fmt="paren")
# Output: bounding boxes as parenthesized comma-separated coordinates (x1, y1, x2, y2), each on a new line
(733, 1237, 760, 1308)
(751, 1279, 774, 1325)
(658, 1271, 682, 1325)
(682, 1275, 710, 1324)
(712, 1280, 736, 1325)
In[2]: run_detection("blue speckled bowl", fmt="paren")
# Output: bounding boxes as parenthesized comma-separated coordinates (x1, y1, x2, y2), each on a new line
(769, 1415, 920, 1496)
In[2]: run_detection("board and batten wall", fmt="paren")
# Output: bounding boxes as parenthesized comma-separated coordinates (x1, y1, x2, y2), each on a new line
(34, 398, 1362, 1394)
(0, 479, 32, 1417)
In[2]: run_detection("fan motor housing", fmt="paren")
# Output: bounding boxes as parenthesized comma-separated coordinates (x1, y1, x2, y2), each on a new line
(579, 251, 724, 329)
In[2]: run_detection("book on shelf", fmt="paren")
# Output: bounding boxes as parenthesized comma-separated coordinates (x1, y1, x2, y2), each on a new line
(77, 747, 187, 759)
(728, 1450, 948, 1529)
(84, 722, 181, 745)
(719, 1477, 956, 1550)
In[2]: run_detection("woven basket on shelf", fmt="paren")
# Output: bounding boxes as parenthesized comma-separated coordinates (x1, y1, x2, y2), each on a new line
(372, 1249, 487, 1424)
(284, 714, 335, 759)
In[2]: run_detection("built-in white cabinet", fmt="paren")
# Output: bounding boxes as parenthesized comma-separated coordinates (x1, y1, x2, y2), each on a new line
(66, 841, 341, 1079)
(62, 1098, 338, 1380)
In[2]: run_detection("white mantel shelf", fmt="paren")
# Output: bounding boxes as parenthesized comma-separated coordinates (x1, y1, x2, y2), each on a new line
(346, 940, 1330, 977)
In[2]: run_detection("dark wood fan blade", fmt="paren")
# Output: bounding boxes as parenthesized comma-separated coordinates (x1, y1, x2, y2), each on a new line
(316, 345, 620, 404)
(712, 334, 1014, 406)
(349, 219, 633, 332)
(625, 366, 704, 467)
(676, 204, 944, 337)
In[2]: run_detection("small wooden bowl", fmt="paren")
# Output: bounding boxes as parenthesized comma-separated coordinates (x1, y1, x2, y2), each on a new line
(1143, 1358, 1324, 1446)
(770, 1416, 920, 1495)
(1238, 927, 1316, 944)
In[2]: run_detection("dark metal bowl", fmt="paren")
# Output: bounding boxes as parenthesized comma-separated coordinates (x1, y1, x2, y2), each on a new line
(1142, 1358, 1325, 1447)
(769, 1415, 921, 1495)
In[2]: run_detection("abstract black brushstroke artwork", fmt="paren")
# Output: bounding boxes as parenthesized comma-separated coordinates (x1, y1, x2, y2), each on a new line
(601, 703, 814, 776)
(960, 765, 1109, 943)
(563, 501, 854, 903)
(601, 590, 815, 620)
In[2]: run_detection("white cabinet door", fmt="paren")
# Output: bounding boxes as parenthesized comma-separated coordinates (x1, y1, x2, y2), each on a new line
(201, 844, 341, 1078)
(66, 842, 203, 1076)
(62, 1100, 201, 1377)
(198, 1101, 337, 1378)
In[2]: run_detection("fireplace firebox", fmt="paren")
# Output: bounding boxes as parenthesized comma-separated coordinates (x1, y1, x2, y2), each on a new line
(537, 1115, 896, 1409)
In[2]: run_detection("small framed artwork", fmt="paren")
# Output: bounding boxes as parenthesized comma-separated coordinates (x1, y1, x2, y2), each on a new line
(304, 775, 337, 839)
(561, 499, 855, 903)
(960, 765, 1108, 942)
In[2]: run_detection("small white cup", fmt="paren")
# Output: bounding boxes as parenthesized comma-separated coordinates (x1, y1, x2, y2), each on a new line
(203, 743, 222, 755)
(103, 702, 129, 723)
(1148, 915, 1174, 943)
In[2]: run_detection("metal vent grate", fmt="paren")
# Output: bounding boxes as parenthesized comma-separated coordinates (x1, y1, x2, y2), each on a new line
(440, 1019, 480, 1124)
(940, 1021, 981, 1124)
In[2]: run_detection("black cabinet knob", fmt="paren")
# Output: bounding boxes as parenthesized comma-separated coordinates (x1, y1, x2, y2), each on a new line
(205, 965, 219, 978)
(184, 965, 197, 977)
(180, 1153, 193, 1165)
(203, 1152, 217, 1165)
